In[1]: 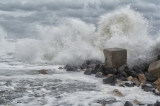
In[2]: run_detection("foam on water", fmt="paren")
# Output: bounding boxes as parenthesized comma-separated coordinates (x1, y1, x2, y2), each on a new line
(0, 67, 160, 105)
(1, 6, 160, 66)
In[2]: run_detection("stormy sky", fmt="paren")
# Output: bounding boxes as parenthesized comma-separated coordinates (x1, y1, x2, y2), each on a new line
(0, 0, 160, 38)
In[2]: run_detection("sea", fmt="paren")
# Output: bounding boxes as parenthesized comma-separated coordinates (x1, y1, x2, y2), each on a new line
(0, 2, 160, 106)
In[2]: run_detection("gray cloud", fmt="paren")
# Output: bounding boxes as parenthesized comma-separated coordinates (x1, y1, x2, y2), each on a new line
(0, 0, 160, 38)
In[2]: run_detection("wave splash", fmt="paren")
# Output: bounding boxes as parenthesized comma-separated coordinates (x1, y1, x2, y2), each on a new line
(2, 6, 160, 66)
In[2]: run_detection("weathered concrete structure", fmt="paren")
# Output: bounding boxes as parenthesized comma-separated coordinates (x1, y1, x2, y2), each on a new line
(103, 48, 127, 68)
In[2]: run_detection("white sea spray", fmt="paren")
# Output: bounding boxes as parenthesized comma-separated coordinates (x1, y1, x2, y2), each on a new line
(1, 6, 160, 66)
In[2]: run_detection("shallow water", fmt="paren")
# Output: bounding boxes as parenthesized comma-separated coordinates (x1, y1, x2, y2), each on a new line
(0, 60, 160, 106)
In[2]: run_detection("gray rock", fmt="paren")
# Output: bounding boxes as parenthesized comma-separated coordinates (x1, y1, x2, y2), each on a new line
(84, 68, 92, 75)
(124, 101, 133, 106)
(103, 76, 117, 86)
(132, 65, 143, 74)
(95, 72, 103, 78)
(145, 73, 157, 82)
(141, 85, 156, 92)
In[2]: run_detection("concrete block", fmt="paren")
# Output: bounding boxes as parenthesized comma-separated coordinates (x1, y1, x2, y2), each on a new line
(103, 48, 127, 68)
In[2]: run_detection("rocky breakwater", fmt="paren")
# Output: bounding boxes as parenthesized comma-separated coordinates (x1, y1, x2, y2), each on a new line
(64, 48, 160, 106)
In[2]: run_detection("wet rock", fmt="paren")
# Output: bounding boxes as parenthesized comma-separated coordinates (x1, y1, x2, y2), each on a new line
(148, 60, 160, 78)
(113, 89, 123, 97)
(66, 65, 78, 71)
(38, 69, 48, 74)
(96, 98, 117, 105)
(103, 76, 117, 86)
(87, 64, 96, 74)
(145, 73, 157, 83)
(131, 78, 140, 86)
(64, 65, 70, 69)
(84, 68, 92, 75)
(86, 60, 97, 65)
(118, 65, 127, 71)
(125, 83, 135, 87)
(103, 48, 127, 68)
(95, 60, 102, 65)
(92, 64, 101, 74)
(117, 80, 125, 86)
(127, 76, 133, 81)
(95, 72, 103, 78)
(80, 63, 87, 69)
(142, 63, 149, 72)
(141, 85, 155, 92)
(157, 83, 160, 92)
(154, 93, 160, 96)
(132, 65, 143, 74)
(154, 78, 160, 85)
(155, 101, 160, 106)
(125, 70, 137, 77)
(105, 67, 118, 75)
(58, 67, 63, 69)
(133, 99, 141, 105)
(119, 70, 128, 77)
(97, 65, 106, 75)
(138, 74, 146, 84)
(124, 101, 133, 106)
(116, 74, 127, 81)
(107, 74, 114, 78)
(123, 65, 130, 71)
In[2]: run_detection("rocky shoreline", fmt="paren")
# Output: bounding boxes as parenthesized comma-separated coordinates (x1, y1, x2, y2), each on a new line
(63, 48, 160, 106)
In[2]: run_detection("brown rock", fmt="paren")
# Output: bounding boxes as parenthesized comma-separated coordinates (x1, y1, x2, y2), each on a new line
(157, 83, 160, 92)
(133, 99, 141, 105)
(58, 67, 63, 69)
(117, 80, 125, 85)
(113, 89, 123, 97)
(103, 48, 127, 68)
(148, 60, 160, 78)
(154, 78, 160, 85)
(131, 77, 140, 85)
(95, 72, 103, 78)
(138, 74, 146, 84)
(38, 69, 47, 74)
(127, 76, 133, 81)
(154, 78, 160, 92)
(107, 74, 114, 77)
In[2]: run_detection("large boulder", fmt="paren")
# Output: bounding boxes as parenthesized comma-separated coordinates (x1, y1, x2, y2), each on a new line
(103, 48, 127, 68)
(148, 60, 160, 78)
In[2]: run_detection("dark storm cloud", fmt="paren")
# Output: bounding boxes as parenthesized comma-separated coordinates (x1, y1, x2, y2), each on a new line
(0, 0, 160, 38)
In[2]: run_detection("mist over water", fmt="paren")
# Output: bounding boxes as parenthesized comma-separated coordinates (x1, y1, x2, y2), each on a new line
(1, 6, 160, 66)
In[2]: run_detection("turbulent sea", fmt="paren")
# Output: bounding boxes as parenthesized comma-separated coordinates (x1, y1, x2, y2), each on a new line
(1, 6, 160, 105)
